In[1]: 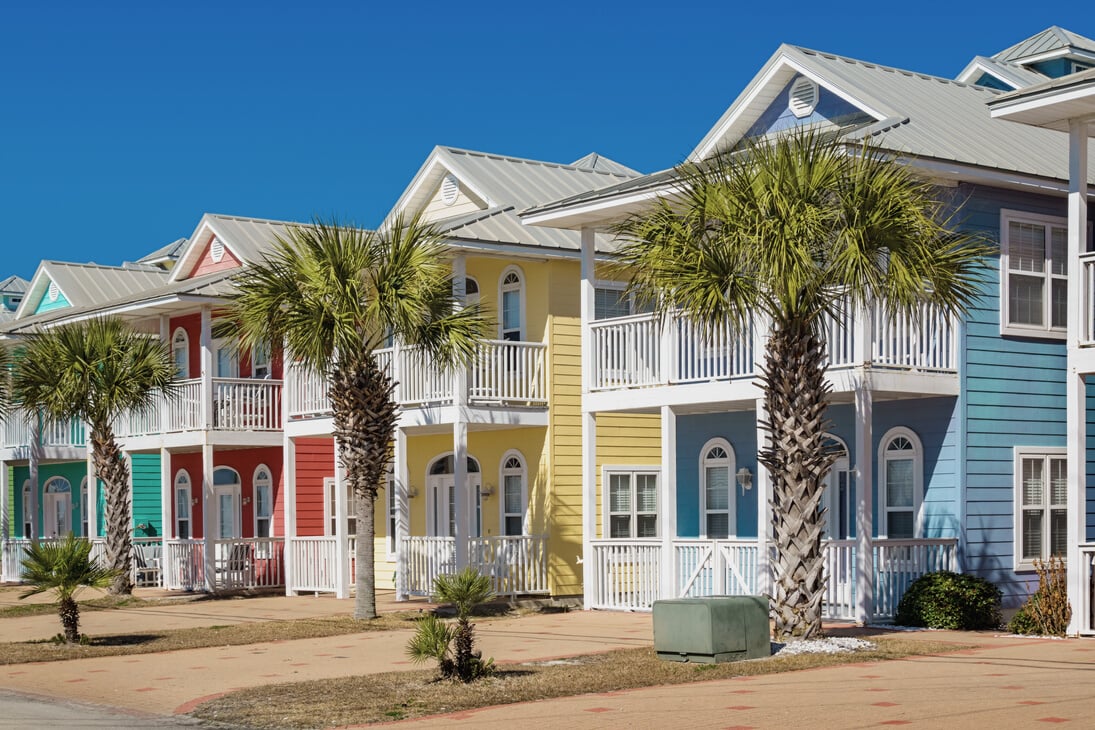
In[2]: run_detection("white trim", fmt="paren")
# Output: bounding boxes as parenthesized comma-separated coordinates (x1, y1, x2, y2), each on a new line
(425, 451, 482, 538)
(601, 464, 660, 539)
(323, 475, 356, 538)
(213, 336, 240, 378)
(21, 479, 32, 538)
(498, 449, 528, 536)
(877, 427, 924, 539)
(172, 327, 190, 378)
(252, 464, 273, 538)
(823, 435, 852, 540)
(174, 469, 192, 540)
(999, 208, 1070, 340)
(698, 438, 736, 539)
(1012, 446, 1068, 572)
(80, 476, 89, 538)
(384, 462, 397, 560)
(498, 264, 526, 340)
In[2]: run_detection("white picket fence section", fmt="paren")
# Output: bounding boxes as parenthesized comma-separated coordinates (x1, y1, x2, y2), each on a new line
(289, 536, 340, 592)
(1, 536, 162, 586)
(397, 535, 549, 599)
(588, 537, 956, 620)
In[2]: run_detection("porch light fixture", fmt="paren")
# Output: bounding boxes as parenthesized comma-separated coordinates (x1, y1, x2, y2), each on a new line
(191, 497, 198, 506)
(736, 467, 753, 494)
(242, 496, 251, 505)
(480, 484, 496, 498)
(406, 485, 419, 499)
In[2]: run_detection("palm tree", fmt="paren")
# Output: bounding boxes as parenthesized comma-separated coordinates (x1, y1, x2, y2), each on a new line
(407, 567, 495, 681)
(14, 318, 177, 595)
(615, 130, 990, 639)
(20, 533, 118, 642)
(222, 215, 487, 619)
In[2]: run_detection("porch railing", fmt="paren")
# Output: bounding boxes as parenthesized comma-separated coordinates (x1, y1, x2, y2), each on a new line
(163, 537, 285, 591)
(1082, 254, 1095, 345)
(400, 536, 456, 597)
(589, 537, 957, 619)
(116, 378, 283, 437)
(289, 536, 340, 592)
(589, 303, 957, 392)
(1, 536, 162, 586)
(1, 408, 85, 450)
(398, 535, 549, 599)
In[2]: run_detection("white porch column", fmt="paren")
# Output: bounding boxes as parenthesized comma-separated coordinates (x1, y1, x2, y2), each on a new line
(201, 440, 215, 592)
(0, 457, 6, 582)
(660, 406, 678, 598)
(1066, 118, 1089, 635)
(755, 397, 771, 597)
(199, 306, 214, 430)
(393, 427, 409, 599)
(28, 432, 39, 540)
(86, 451, 98, 538)
(333, 442, 350, 599)
(452, 254, 470, 572)
(158, 447, 171, 586)
(854, 381, 874, 625)
(282, 437, 297, 596)
(580, 227, 598, 609)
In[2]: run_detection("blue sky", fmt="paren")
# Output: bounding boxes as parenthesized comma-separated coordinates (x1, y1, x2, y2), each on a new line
(2, 2, 1091, 281)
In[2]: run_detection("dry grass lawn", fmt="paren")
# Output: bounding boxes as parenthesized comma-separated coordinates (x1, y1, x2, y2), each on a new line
(191, 637, 967, 729)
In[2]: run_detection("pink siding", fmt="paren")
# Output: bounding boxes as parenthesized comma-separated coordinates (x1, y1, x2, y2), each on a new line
(191, 237, 242, 278)
(169, 447, 282, 539)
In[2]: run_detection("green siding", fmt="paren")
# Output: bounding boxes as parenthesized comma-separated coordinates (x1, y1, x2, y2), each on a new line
(13, 462, 90, 537)
(32, 282, 71, 314)
(4, 467, 11, 538)
(131, 453, 162, 537)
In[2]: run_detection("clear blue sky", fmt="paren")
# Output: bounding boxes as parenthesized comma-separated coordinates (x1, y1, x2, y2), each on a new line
(2, 1, 1091, 281)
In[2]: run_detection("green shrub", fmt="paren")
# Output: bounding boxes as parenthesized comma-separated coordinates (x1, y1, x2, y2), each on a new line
(406, 567, 495, 682)
(1008, 557, 1071, 636)
(894, 571, 1001, 630)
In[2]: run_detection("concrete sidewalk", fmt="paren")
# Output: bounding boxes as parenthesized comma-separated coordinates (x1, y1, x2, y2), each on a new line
(1, 590, 1092, 729)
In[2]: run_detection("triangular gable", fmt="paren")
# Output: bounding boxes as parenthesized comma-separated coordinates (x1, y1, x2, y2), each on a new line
(385, 147, 492, 228)
(690, 45, 897, 160)
(16, 263, 68, 320)
(170, 216, 244, 283)
(31, 277, 70, 315)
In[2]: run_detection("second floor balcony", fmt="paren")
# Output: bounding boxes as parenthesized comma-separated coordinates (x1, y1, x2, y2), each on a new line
(287, 339, 548, 422)
(1, 410, 87, 453)
(588, 302, 958, 409)
(115, 377, 283, 440)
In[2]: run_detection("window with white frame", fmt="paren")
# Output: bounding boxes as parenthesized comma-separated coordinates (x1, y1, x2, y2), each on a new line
(1000, 210, 1068, 338)
(326, 477, 357, 536)
(499, 267, 524, 341)
(213, 337, 239, 378)
(605, 469, 658, 538)
(80, 477, 89, 537)
(700, 439, 735, 539)
(594, 281, 653, 320)
(1014, 448, 1067, 570)
(253, 465, 273, 538)
(174, 470, 191, 539)
(172, 327, 189, 379)
(501, 452, 527, 536)
(879, 428, 923, 539)
(464, 276, 480, 307)
(251, 341, 272, 379)
(22, 480, 32, 538)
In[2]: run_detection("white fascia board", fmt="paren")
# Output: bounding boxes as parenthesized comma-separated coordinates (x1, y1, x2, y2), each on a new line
(12, 264, 52, 319)
(956, 59, 1025, 89)
(989, 85, 1095, 122)
(907, 156, 1087, 196)
(692, 54, 890, 161)
(443, 236, 584, 261)
(1012, 48, 1075, 66)
(169, 215, 215, 283)
(521, 187, 670, 230)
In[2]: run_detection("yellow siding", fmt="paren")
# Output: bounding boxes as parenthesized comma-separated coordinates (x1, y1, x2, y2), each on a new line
(465, 256, 549, 342)
(420, 179, 484, 224)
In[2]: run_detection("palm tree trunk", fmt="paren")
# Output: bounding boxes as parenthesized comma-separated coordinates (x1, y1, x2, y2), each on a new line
(330, 353, 398, 620)
(91, 424, 133, 596)
(758, 316, 837, 640)
(58, 595, 80, 643)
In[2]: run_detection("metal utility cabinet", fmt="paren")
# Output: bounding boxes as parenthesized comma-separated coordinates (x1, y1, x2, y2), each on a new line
(653, 595, 770, 663)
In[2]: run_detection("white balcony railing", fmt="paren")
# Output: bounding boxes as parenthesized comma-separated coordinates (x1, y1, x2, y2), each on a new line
(1081, 544, 1095, 635)
(589, 537, 957, 618)
(1, 408, 86, 450)
(2, 536, 164, 586)
(589, 303, 957, 392)
(114, 378, 283, 438)
(287, 340, 548, 420)
(162, 537, 285, 592)
(397, 534, 549, 599)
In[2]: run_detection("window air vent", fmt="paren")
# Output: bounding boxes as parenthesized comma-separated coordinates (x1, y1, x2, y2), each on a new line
(789, 77, 819, 119)
(47, 281, 59, 302)
(210, 237, 225, 263)
(441, 174, 459, 206)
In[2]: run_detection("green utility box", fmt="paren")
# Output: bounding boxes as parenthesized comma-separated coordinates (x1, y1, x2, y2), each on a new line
(653, 595, 770, 663)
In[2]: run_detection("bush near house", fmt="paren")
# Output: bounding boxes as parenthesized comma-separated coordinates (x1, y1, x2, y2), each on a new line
(406, 567, 495, 682)
(894, 571, 1001, 630)
(1008, 557, 1071, 636)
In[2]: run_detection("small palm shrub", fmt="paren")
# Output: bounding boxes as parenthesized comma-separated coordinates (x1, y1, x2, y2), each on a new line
(406, 567, 495, 681)
(894, 571, 1001, 630)
(20, 533, 118, 643)
(1008, 557, 1071, 636)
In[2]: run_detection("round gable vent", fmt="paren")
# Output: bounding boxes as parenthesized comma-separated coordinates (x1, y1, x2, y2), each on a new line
(47, 280, 59, 302)
(210, 237, 225, 263)
(441, 174, 460, 206)
(788, 76, 819, 119)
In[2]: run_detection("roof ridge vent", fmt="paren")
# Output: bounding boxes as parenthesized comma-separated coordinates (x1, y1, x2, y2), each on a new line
(789, 76, 819, 118)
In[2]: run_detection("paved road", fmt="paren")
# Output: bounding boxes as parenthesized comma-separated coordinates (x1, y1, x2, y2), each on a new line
(0, 689, 211, 729)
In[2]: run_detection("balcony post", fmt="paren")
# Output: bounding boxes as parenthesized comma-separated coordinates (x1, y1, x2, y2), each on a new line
(755, 397, 771, 597)
(283, 436, 297, 596)
(854, 382, 874, 625)
(1066, 117, 1089, 635)
(659, 313, 674, 385)
(582, 410, 597, 609)
(452, 255, 470, 571)
(394, 427, 409, 599)
(200, 306, 214, 430)
(85, 451, 97, 539)
(28, 424, 40, 540)
(660, 406, 678, 598)
(580, 227, 595, 395)
(201, 441, 215, 592)
(0, 456, 7, 540)
(160, 314, 171, 436)
(333, 442, 350, 599)
(159, 447, 171, 586)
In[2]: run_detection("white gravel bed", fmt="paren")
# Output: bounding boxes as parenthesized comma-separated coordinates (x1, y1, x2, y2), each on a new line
(772, 636, 875, 656)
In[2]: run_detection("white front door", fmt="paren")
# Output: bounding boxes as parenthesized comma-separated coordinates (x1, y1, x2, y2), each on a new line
(214, 486, 241, 539)
(43, 493, 71, 538)
(824, 458, 853, 541)
(428, 474, 482, 538)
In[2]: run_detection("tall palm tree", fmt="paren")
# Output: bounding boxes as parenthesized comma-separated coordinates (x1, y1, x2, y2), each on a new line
(223, 215, 487, 619)
(616, 130, 990, 639)
(20, 532, 118, 642)
(14, 317, 178, 595)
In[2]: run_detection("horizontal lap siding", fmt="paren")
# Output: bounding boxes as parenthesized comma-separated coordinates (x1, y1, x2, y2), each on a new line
(675, 412, 759, 539)
(959, 184, 1070, 606)
(549, 289, 582, 595)
(130, 453, 161, 537)
(294, 438, 334, 537)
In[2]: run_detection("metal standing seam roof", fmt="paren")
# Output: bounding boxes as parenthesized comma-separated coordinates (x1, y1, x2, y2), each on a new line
(0, 275, 29, 295)
(992, 26, 1095, 64)
(170, 213, 304, 283)
(959, 55, 1050, 88)
(16, 261, 171, 319)
(137, 237, 188, 265)
(433, 205, 624, 254)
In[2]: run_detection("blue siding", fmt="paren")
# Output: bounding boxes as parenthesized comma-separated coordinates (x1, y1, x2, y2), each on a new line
(32, 282, 70, 314)
(957, 184, 1072, 606)
(972, 72, 1014, 91)
(675, 411, 758, 538)
(1028, 58, 1072, 79)
(745, 75, 873, 139)
(131, 453, 162, 537)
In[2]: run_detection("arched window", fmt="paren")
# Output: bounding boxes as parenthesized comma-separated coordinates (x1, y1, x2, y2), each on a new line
(174, 470, 192, 539)
(700, 439, 735, 539)
(171, 327, 189, 379)
(22, 480, 32, 538)
(42, 476, 72, 538)
(500, 451, 527, 536)
(499, 266, 524, 341)
(823, 436, 852, 540)
(879, 428, 923, 539)
(464, 276, 480, 307)
(427, 453, 481, 538)
(253, 465, 273, 538)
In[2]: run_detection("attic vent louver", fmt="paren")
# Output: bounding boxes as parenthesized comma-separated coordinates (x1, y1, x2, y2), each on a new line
(788, 77, 819, 119)
(47, 281, 59, 302)
(441, 174, 459, 206)
(210, 237, 225, 263)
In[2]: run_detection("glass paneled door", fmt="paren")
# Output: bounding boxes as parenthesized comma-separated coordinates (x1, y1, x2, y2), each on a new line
(427, 455, 482, 538)
(43, 477, 72, 538)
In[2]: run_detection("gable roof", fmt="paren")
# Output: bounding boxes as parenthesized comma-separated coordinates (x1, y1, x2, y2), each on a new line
(137, 238, 187, 268)
(956, 55, 1050, 89)
(169, 214, 300, 282)
(988, 66, 1095, 133)
(0, 275, 28, 296)
(15, 261, 171, 320)
(992, 26, 1095, 65)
